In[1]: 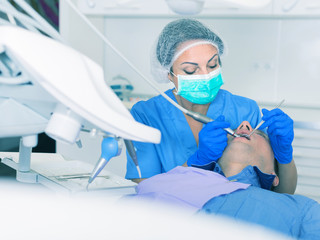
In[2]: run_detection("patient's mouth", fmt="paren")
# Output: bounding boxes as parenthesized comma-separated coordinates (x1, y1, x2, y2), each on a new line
(238, 133, 250, 140)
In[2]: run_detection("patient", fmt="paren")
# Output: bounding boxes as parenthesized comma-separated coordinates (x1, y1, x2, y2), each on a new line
(132, 121, 320, 239)
(217, 120, 279, 188)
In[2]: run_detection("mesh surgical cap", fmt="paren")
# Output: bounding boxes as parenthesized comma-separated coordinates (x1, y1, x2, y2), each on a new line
(151, 18, 225, 83)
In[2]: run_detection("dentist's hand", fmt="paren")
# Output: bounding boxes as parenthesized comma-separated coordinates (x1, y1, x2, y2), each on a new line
(260, 108, 294, 164)
(187, 115, 230, 166)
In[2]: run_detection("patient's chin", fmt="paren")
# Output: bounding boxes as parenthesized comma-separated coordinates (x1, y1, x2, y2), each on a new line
(220, 145, 257, 171)
(223, 143, 252, 159)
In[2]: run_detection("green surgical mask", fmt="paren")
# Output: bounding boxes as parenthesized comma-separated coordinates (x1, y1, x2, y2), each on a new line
(173, 68, 224, 104)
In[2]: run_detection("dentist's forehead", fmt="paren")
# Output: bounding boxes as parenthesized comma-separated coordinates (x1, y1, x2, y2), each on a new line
(172, 40, 219, 64)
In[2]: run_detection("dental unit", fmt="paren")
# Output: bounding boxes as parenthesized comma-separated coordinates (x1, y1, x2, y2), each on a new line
(0, 0, 160, 188)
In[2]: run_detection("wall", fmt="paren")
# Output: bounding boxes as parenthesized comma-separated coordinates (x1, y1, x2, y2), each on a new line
(58, 0, 320, 180)
(101, 16, 320, 121)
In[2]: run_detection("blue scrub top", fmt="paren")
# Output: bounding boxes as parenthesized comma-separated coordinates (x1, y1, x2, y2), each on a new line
(125, 88, 261, 179)
(201, 165, 320, 239)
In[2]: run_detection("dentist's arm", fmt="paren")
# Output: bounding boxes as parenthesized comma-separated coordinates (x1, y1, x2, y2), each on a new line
(185, 115, 229, 168)
(260, 108, 297, 194)
(274, 159, 297, 194)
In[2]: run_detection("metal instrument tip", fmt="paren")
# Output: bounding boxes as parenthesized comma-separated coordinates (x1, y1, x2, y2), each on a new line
(239, 134, 251, 140)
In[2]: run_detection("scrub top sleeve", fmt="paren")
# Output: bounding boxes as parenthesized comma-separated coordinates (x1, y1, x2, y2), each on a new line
(125, 140, 162, 179)
(125, 103, 162, 179)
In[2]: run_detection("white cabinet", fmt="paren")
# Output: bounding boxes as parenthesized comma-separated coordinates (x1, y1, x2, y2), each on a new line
(200, 0, 273, 16)
(77, 0, 275, 16)
(77, 0, 171, 16)
(77, 0, 320, 17)
(274, 0, 320, 16)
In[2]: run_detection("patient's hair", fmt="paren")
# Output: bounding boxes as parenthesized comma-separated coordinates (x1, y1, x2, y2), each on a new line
(255, 131, 278, 175)
(258, 131, 279, 176)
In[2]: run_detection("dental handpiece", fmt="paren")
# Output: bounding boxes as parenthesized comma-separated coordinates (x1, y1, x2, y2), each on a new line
(124, 139, 142, 178)
(186, 110, 240, 138)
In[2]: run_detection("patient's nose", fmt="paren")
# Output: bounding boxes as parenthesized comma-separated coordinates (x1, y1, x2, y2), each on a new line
(237, 121, 253, 132)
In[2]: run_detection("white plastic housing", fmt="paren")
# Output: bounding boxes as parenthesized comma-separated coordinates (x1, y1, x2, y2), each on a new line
(0, 26, 161, 144)
(166, 0, 205, 15)
(45, 104, 82, 144)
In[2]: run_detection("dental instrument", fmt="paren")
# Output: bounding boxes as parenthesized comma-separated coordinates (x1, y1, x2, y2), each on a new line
(186, 110, 240, 138)
(124, 139, 142, 178)
(247, 99, 285, 138)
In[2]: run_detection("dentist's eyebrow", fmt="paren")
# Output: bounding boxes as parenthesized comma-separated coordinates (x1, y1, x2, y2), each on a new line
(181, 62, 198, 66)
(180, 54, 218, 66)
(207, 54, 218, 63)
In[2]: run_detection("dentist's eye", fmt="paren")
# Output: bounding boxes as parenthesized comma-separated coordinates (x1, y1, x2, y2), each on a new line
(209, 64, 217, 69)
(184, 70, 196, 75)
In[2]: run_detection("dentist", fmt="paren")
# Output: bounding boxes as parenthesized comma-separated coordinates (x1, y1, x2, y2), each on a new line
(125, 18, 296, 194)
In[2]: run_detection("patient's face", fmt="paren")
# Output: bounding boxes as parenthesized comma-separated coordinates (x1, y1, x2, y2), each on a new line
(219, 121, 275, 177)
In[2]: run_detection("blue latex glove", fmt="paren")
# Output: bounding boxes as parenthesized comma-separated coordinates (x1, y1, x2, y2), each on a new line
(187, 115, 230, 167)
(259, 108, 294, 164)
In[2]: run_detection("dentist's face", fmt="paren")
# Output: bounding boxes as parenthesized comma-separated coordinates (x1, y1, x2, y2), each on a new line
(168, 42, 220, 87)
